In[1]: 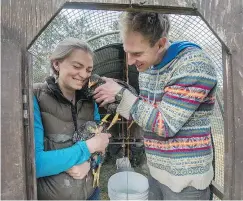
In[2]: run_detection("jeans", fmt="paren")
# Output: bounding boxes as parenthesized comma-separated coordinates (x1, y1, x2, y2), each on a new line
(87, 187, 100, 200)
(148, 176, 210, 200)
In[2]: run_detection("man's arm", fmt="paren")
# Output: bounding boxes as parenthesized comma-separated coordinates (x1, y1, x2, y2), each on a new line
(117, 51, 217, 137)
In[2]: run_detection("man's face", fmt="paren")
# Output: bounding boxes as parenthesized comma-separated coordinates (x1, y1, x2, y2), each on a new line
(123, 31, 164, 72)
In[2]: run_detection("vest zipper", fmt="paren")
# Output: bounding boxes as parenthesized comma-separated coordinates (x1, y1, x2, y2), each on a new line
(70, 101, 89, 199)
(71, 103, 78, 132)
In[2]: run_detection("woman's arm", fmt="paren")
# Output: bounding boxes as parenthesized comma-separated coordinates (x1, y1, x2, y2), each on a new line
(33, 96, 91, 178)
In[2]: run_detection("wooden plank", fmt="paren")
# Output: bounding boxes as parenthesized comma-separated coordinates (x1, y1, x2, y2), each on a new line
(222, 48, 234, 200)
(22, 52, 37, 200)
(130, 0, 197, 15)
(64, 1, 133, 11)
(1, 39, 27, 200)
(68, 0, 130, 4)
(231, 33, 243, 200)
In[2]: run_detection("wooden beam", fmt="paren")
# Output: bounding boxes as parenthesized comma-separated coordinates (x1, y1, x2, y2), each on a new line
(1, 39, 27, 200)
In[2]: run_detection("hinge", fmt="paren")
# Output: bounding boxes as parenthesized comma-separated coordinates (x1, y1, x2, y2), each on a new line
(22, 88, 29, 126)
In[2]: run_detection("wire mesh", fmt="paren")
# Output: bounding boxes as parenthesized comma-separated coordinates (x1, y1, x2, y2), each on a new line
(29, 8, 225, 199)
(211, 96, 224, 187)
(29, 9, 223, 87)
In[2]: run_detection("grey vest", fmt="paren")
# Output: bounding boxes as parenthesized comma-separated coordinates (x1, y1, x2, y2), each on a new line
(34, 77, 95, 200)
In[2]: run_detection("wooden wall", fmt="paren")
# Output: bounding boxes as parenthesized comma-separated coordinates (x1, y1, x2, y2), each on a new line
(1, 0, 242, 199)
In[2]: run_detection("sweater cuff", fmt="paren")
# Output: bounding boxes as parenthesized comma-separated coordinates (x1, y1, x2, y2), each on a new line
(116, 89, 138, 119)
(77, 141, 91, 161)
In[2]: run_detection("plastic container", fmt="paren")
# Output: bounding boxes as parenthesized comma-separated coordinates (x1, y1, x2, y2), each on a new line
(108, 171, 149, 200)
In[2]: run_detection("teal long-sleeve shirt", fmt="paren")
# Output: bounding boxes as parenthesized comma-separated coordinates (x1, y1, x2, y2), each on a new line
(34, 96, 100, 178)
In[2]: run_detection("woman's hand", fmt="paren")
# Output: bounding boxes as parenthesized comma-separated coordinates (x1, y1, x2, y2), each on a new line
(86, 132, 111, 154)
(66, 161, 90, 180)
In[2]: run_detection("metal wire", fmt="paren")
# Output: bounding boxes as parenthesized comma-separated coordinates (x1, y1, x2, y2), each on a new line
(29, 8, 225, 198)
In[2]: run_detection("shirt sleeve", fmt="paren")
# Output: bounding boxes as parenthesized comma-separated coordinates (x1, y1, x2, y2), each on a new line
(117, 51, 217, 137)
(33, 96, 91, 178)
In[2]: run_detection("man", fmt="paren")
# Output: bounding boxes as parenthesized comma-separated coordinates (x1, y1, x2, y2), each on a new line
(94, 11, 217, 200)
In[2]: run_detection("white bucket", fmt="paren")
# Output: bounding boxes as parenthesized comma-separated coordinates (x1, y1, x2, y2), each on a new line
(108, 171, 149, 200)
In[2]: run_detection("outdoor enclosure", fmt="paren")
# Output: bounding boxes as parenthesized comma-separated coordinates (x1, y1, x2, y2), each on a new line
(2, 0, 243, 200)
(28, 8, 225, 199)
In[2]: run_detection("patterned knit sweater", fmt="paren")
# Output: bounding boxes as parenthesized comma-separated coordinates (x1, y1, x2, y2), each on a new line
(117, 47, 217, 192)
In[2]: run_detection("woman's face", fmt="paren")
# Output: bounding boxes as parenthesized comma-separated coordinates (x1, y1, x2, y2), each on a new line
(54, 49, 93, 91)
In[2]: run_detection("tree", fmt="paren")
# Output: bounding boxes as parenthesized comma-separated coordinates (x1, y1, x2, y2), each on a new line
(30, 9, 122, 83)
(30, 11, 99, 83)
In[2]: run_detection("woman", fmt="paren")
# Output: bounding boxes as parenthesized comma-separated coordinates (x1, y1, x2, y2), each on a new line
(33, 38, 111, 200)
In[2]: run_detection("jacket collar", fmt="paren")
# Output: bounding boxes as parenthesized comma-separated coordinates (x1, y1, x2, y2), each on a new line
(45, 76, 89, 104)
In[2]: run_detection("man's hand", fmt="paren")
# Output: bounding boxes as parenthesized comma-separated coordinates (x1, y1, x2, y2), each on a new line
(66, 162, 90, 180)
(93, 77, 122, 107)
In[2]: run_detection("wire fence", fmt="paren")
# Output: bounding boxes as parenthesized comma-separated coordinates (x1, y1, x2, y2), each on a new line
(29, 8, 225, 198)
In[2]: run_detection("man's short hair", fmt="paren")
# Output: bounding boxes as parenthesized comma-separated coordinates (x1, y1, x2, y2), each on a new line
(119, 11, 170, 46)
